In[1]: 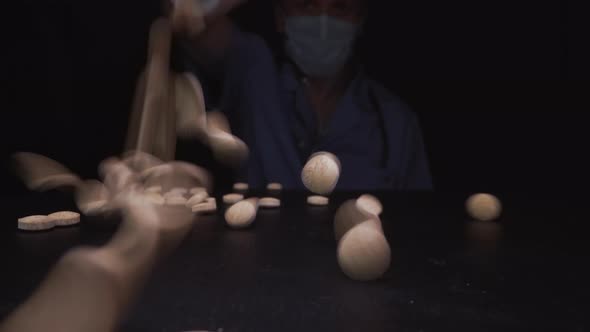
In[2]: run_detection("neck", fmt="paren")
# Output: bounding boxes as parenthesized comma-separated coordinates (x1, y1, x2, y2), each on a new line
(302, 62, 357, 130)
(305, 62, 355, 101)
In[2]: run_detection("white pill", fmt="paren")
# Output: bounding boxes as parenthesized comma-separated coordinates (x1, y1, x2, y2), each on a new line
(99, 158, 136, 193)
(163, 191, 185, 198)
(191, 199, 217, 214)
(145, 185, 162, 194)
(207, 130, 249, 169)
(165, 195, 188, 206)
(307, 195, 329, 206)
(48, 211, 81, 226)
(466, 193, 502, 221)
(172, 0, 207, 37)
(266, 182, 282, 192)
(175, 72, 207, 139)
(225, 198, 258, 229)
(18, 215, 55, 231)
(301, 152, 341, 195)
(186, 191, 209, 207)
(334, 199, 382, 242)
(223, 193, 244, 205)
(29, 173, 82, 192)
(206, 110, 231, 133)
(233, 182, 248, 193)
(169, 187, 188, 195)
(121, 150, 163, 173)
(192, 202, 216, 214)
(356, 194, 383, 216)
(259, 197, 281, 208)
(143, 192, 165, 205)
(79, 199, 111, 216)
(337, 221, 391, 281)
(75, 180, 111, 216)
(189, 186, 207, 195)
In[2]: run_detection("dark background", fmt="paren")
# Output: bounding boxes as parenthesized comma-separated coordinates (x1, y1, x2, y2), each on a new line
(2, 0, 586, 196)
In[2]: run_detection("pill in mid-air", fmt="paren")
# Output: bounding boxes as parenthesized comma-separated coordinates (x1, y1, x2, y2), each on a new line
(259, 197, 281, 208)
(145, 185, 162, 194)
(75, 180, 111, 216)
(190, 186, 207, 195)
(169, 187, 188, 195)
(172, 0, 207, 37)
(175, 72, 207, 139)
(99, 158, 136, 193)
(165, 195, 188, 206)
(144, 192, 165, 205)
(233, 182, 248, 193)
(163, 191, 184, 198)
(266, 182, 282, 193)
(18, 215, 56, 231)
(207, 130, 249, 168)
(307, 195, 329, 206)
(466, 193, 502, 221)
(192, 198, 217, 214)
(48, 211, 81, 227)
(334, 199, 382, 241)
(12, 152, 82, 191)
(223, 193, 244, 205)
(337, 221, 391, 281)
(225, 198, 258, 229)
(80, 200, 111, 216)
(186, 191, 208, 207)
(356, 194, 383, 216)
(301, 152, 341, 195)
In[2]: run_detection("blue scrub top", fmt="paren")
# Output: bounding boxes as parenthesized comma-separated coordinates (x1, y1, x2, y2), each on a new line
(196, 27, 433, 191)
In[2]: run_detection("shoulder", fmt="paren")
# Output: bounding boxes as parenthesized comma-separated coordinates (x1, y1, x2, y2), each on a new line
(228, 27, 277, 68)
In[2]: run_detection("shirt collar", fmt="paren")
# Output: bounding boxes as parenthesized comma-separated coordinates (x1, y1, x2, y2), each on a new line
(280, 61, 369, 101)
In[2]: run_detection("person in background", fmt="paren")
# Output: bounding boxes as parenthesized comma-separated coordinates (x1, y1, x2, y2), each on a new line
(169, 0, 433, 190)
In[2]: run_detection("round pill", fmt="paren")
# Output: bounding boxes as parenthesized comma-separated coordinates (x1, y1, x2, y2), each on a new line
(165, 195, 188, 206)
(223, 193, 244, 205)
(307, 195, 329, 206)
(337, 221, 391, 281)
(189, 186, 207, 195)
(356, 194, 383, 216)
(466, 193, 502, 221)
(18, 215, 55, 231)
(144, 192, 165, 205)
(233, 182, 248, 193)
(334, 199, 382, 242)
(169, 187, 188, 195)
(145, 185, 162, 194)
(266, 182, 282, 192)
(186, 191, 209, 207)
(225, 198, 258, 229)
(192, 201, 217, 214)
(259, 197, 281, 208)
(48, 211, 80, 226)
(301, 152, 341, 195)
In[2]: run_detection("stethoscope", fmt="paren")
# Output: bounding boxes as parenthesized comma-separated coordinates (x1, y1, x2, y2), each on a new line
(289, 70, 390, 171)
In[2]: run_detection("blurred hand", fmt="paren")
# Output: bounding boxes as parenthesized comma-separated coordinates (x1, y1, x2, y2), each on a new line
(167, 0, 208, 38)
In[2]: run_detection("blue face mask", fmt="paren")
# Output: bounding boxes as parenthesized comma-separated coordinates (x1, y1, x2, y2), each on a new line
(284, 15, 359, 78)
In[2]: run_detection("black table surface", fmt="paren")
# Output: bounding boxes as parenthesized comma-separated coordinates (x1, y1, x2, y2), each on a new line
(0, 191, 588, 332)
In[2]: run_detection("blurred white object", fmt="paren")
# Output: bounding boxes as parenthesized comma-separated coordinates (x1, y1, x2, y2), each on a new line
(12, 152, 81, 191)
(466, 193, 502, 221)
(175, 72, 207, 139)
(337, 221, 391, 281)
(301, 152, 340, 195)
